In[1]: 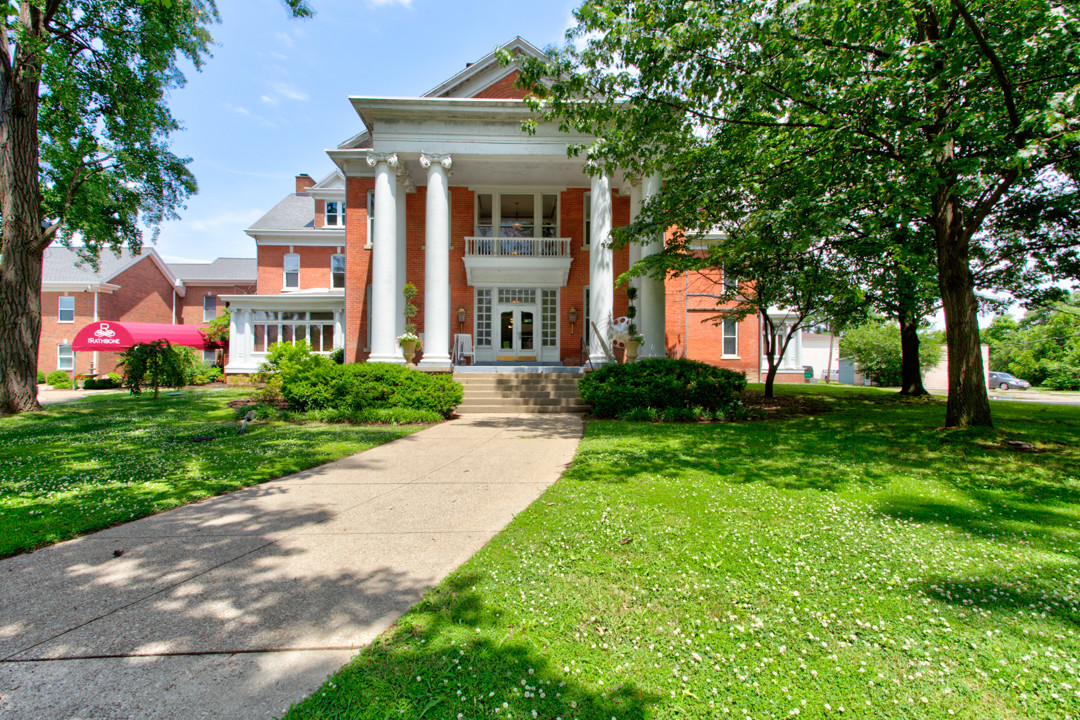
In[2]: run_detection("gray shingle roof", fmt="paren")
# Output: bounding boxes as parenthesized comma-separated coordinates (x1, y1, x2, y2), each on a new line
(248, 193, 315, 232)
(41, 246, 146, 284)
(169, 258, 257, 283)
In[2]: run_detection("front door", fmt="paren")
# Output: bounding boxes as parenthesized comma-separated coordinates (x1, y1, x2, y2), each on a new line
(497, 307, 536, 361)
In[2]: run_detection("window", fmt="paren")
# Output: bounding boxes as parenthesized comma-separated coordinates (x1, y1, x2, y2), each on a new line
(58, 296, 74, 323)
(541, 290, 557, 347)
(203, 349, 217, 364)
(723, 318, 738, 356)
(583, 192, 591, 246)
(365, 285, 372, 350)
(722, 266, 738, 292)
(474, 192, 560, 240)
(326, 200, 344, 226)
(475, 289, 492, 347)
(584, 286, 590, 344)
(284, 253, 300, 289)
(366, 190, 375, 248)
(252, 310, 336, 353)
(57, 344, 73, 370)
(476, 194, 493, 237)
(331, 254, 345, 289)
(203, 295, 217, 322)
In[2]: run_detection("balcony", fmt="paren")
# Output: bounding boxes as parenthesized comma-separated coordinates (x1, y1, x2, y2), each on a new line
(462, 236, 574, 286)
(464, 236, 571, 257)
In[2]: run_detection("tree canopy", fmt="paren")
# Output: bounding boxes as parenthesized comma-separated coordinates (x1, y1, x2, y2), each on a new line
(514, 0, 1080, 427)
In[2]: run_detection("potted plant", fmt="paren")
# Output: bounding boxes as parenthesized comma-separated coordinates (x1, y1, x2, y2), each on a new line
(397, 282, 421, 365)
(624, 286, 644, 363)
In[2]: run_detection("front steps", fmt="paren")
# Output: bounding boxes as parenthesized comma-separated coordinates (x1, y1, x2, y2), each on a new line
(455, 371, 589, 414)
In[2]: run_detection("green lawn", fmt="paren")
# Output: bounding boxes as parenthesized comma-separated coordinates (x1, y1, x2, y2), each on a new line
(284, 385, 1080, 720)
(0, 390, 423, 557)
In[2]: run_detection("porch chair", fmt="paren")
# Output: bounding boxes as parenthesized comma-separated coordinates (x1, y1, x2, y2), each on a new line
(452, 333, 475, 366)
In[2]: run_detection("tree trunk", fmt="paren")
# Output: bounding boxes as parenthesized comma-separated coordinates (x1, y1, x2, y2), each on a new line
(763, 361, 779, 398)
(933, 195, 992, 427)
(898, 313, 928, 397)
(0, 5, 48, 415)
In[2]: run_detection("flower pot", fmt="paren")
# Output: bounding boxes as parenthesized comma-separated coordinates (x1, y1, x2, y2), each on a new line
(624, 339, 641, 363)
(400, 339, 419, 366)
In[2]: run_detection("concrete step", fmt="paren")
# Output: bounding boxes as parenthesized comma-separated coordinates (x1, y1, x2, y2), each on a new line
(457, 396, 589, 408)
(456, 371, 589, 414)
(457, 403, 589, 414)
(462, 389, 583, 399)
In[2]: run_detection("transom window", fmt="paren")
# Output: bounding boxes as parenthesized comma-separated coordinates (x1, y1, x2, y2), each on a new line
(325, 200, 344, 226)
(252, 310, 336, 353)
(498, 289, 536, 304)
(475, 192, 559, 238)
(58, 296, 74, 323)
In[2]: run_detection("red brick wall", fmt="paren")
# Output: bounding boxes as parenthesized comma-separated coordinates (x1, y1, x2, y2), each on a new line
(471, 70, 528, 100)
(39, 291, 96, 376)
(176, 284, 257, 326)
(258, 245, 341, 294)
(344, 177, 374, 362)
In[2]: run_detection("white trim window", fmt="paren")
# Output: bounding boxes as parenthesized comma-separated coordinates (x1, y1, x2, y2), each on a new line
(583, 191, 591, 247)
(325, 200, 344, 226)
(203, 295, 217, 322)
(203, 348, 217, 364)
(722, 265, 738, 292)
(58, 296, 74, 323)
(283, 253, 300, 289)
(57, 344, 74, 370)
(366, 190, 375, 249)
(473, 191, 559, 239)
(331, 254, 346, 289)
(252, 310, 336, 353)
(722, 317, 738, 357)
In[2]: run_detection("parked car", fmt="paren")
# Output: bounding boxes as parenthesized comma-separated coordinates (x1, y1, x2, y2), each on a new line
(989, 371, 1031, 390)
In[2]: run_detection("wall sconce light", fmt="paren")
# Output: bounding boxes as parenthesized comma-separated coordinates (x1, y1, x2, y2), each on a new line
(457, 306, 467, 333)
(568, 306, 578, 335)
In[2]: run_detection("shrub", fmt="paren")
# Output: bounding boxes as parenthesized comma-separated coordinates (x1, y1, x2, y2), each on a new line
(579, 358, 747, 419)
(37, 370, 45, 384)
(839, 320, 943, 386)
(118, 340, 189, 399)
(307, 406, 441, 425)
(83, 375, 120, 390)
(47, 370, 71, 389)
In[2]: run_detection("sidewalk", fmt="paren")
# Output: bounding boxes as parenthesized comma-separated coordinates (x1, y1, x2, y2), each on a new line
(0, 413, 583, 719)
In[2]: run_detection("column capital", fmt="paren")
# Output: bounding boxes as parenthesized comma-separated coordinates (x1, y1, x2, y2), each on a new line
(396, 164, 415, 192)
(366, 152, 399, 169)
(419, 153, 453, 172)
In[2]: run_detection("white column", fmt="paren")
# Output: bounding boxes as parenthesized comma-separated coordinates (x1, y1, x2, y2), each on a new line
(589, 171, 614, 364)
(639, 171, 666, 359)
(419, 153, 452, 366)
(628, 179, 642, 279)
(395, 166, 412, 337)
(366, 153, 402, 363)
(334, 309, 344, 350)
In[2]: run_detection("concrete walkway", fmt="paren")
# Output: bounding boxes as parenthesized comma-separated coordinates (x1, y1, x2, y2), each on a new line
(0, 413, 583, 720)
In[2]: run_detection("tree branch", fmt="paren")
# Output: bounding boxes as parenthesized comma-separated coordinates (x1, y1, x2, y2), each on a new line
(951, 0, 1021, 142)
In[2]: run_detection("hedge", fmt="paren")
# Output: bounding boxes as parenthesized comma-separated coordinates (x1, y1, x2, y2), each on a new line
(578, 358, 746, 419)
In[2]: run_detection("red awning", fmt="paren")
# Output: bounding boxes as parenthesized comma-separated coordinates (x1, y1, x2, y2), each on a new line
(72, 321, 210, 352)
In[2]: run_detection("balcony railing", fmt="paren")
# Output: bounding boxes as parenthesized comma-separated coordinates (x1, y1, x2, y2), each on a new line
(464, 236, 571, 257)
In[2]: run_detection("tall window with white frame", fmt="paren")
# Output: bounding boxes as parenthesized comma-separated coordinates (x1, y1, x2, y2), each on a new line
(583, 192, 591, 247)
(326, 200, 344, 226)
(203, 295, 217, 322)
(57, 344, 73, 370)
(366, 190, 375, 247)
(283, 253, 300, 289)
(723, 317, 738, 356)
(331, 254, 346, 289)
(58, 296, 74, 323)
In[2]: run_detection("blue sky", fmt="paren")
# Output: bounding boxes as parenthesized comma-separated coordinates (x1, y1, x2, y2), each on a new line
(151, 0, 579, 264)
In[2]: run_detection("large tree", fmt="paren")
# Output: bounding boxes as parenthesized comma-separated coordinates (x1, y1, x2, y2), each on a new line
(515, 0, 1080, 427)
(0, 0, 311, 415)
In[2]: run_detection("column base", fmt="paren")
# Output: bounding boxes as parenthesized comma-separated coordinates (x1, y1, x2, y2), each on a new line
(589, 352, 613, 366)
(367, 353, 406, 364)
(418, 354, 452, 368)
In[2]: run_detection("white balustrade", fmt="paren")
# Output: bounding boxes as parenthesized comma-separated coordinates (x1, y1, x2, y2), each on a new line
(464, 236, 571, 257)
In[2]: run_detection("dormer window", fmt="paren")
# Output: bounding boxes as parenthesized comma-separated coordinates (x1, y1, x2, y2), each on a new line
(326, 200, 344, 226)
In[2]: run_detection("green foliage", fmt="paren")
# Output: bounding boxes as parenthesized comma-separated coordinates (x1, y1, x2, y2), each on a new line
(579, 358, 746, 419)
(400, 282, 420, 341)
(259, 342, 462, 417)
(82, 376, 121, 390)
(306, 407, 442, 426)
(36, 370, 45, 384)
(47, 370, 71, 389)
(329, 347, 345, 365)
(199, 310, 230, 351)
(118, 340, 188, 399)
(840, 320, 944, 387)
(984, 296, 1080, 389)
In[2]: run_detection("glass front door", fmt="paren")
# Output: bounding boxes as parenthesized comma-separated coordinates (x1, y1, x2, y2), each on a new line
(497, 307, 536, 360)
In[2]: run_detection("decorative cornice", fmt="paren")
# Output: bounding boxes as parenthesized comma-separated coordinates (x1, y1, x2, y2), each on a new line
(419, 153, 453, 172)
(365, 152, 399, 168)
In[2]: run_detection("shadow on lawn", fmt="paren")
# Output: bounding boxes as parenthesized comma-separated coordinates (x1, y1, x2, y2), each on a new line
(286, 572, 657, 720)
(919, 574, 1080, 629)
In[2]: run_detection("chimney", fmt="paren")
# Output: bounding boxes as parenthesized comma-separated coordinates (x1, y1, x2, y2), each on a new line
(295, 173, 315, 193)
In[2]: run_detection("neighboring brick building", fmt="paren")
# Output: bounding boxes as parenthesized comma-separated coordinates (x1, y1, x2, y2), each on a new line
(40, 248, 256, 376)
(223, 37, 833, 380)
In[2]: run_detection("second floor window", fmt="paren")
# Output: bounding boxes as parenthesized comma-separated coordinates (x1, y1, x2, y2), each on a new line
(367, 190, 375, 247)
(58, 296, 74, 323)
(326, 200, 344, 226)
(284, 253, 300, 289)
(331, 254, 345, 289)
(203, 295, 217, 322)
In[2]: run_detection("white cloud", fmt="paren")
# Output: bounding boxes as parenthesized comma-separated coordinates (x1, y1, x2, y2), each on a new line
(224, 103, 277, 128)
(274, 31, 294, 47)
(366, 0, 412, 6)
(260, 81, 309, 106)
